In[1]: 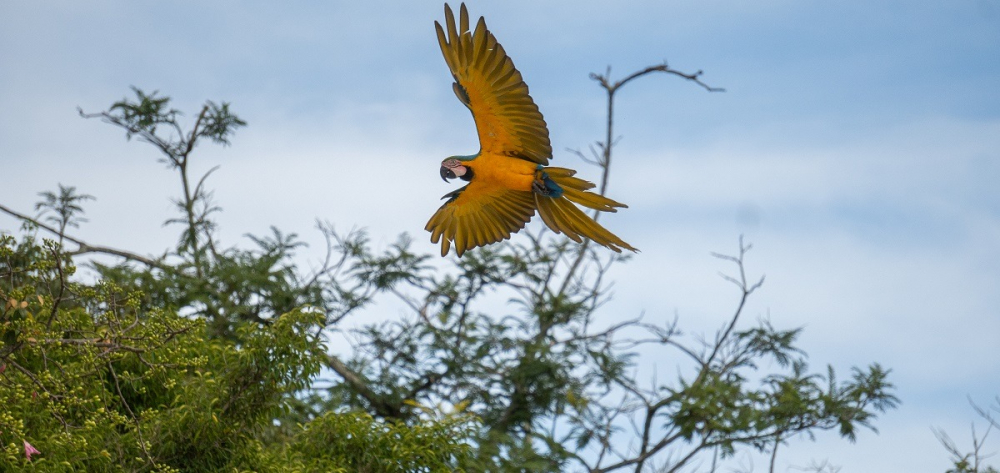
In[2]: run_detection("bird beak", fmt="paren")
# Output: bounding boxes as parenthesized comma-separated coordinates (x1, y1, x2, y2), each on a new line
(440, 166, 456, 182)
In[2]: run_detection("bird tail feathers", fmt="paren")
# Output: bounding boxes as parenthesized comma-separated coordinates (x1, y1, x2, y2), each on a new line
(536, 168, 638, 253)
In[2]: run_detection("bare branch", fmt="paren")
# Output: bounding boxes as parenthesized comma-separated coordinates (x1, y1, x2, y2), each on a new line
(326, 354, 401, 419)
(0, 202, 166, 269)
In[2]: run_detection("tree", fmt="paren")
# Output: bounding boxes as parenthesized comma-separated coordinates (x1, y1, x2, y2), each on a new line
(934, 397, 1000, 473)
(0, 235, 474, 471)
(1, 61, 898, 472)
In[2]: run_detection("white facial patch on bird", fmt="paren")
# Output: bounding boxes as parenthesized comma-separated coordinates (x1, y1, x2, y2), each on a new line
(443, 159, 467, 176)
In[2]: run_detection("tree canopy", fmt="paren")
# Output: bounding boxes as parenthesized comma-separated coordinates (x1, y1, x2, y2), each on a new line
(1, 67, 899, 472)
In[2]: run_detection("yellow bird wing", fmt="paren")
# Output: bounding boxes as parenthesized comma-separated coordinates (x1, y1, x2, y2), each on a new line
(425, 179, 536, 257)
(435, 3, 552, 164)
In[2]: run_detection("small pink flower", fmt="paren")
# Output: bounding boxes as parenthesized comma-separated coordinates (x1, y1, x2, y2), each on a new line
(23, 440, 40, 461)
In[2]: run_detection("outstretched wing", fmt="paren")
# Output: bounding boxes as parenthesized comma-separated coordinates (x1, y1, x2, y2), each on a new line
(425, 179, 536, 257)
(436, 3, 552, 164)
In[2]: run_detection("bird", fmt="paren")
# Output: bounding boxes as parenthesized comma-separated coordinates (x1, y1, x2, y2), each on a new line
(426, 3, 638, 257)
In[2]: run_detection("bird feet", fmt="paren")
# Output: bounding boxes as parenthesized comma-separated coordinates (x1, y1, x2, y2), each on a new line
(532, 180, 551, 196)
(532, 170, 564, 198)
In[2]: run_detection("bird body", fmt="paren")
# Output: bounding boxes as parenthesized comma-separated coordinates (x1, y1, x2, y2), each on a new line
(462, 153, 537, 191)
(427, 3, 638, 257)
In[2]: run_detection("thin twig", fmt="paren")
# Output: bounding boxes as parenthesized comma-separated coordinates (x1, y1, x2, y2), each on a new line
(45, 246, 66, 330)
(108, 362, 154, 467)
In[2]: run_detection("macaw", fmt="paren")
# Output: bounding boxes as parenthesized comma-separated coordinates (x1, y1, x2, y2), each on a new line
(426, 3, 638, 257)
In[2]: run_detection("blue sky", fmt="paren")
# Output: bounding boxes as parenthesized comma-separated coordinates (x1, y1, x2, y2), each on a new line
(2, 1, 999, 470)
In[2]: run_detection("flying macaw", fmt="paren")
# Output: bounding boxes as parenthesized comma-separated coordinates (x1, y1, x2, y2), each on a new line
(426, 3, 638, 257)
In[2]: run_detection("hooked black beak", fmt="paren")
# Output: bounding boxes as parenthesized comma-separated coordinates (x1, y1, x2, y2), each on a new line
(440, 166, 457, 182)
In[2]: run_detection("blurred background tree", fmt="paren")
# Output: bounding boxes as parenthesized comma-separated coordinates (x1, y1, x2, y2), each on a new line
(0, 66, 899, 472)
(934, 398, 1000, 473)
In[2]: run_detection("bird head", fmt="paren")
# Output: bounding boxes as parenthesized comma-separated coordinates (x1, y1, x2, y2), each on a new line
(440, 158, 474, 182)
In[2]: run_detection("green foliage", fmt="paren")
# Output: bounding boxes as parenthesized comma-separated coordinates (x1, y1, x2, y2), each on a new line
(318, 236, 898, 471)
(289, 409, 476, 472)
(948, 462, 1000, 473)
(3, 86, 900, 472)
(107, 87, 180, 142)
(936, 397, 1000, 473)
(1, 233, 203, 471)
(143, 308, 324, 471)
(0, 235, 474, 471)
(93, 226, 326, 340)
(35, 184, 94, 242)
